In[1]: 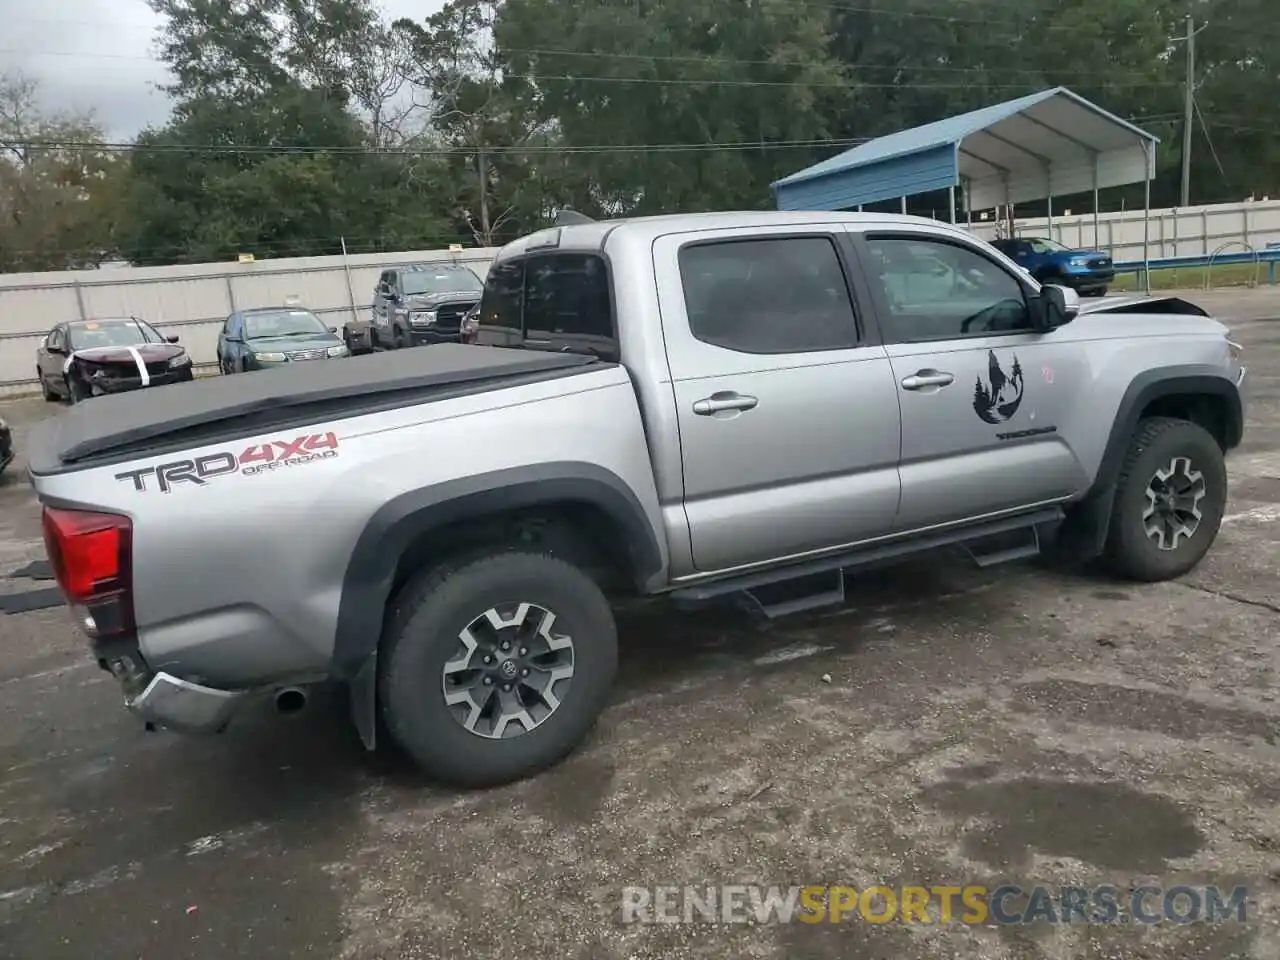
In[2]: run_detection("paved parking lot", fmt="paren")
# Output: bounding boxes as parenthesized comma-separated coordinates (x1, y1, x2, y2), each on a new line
(1, 289, 1278, 959)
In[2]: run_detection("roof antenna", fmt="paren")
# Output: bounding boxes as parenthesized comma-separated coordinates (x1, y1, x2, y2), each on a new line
(553, 207, 595, 226)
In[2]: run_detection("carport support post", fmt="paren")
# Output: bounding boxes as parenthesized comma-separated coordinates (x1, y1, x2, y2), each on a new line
(1091, 157, 1101, 250)
(948, 184, 956, 224)
(340, 236, 359, 328)
(1142, 141, 1152, 295)
(900, 196, 907, 215)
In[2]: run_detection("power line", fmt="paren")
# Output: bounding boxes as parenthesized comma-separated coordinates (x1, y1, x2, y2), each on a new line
(4, 136, 872, 155)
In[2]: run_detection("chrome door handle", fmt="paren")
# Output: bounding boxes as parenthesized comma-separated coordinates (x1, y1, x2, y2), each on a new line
(693, 392, 759, 415)
(901, 370, 955, 390)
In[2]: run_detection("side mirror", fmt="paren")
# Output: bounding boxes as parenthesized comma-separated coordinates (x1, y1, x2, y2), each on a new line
(1038, 284, 1080, 330)
(47, 343, 66, 355)
(165, 334, 180, 343)
(328, 326, 338, 333)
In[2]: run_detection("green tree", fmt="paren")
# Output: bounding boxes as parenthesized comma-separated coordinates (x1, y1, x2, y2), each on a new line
(495, 0, 849, 215)
(118, 84, 455, 264)
(0, 72, 128, 272)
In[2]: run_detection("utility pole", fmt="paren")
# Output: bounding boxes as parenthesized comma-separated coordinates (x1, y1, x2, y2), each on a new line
(1180, 14, 1195, 207)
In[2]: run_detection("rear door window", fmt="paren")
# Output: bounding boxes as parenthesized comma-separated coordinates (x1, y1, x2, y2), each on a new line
(678, 236, 860, 354)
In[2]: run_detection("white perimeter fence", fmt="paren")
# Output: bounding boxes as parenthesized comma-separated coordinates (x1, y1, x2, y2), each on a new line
(0, 245, 498, 394)
(3, 198, 1280, 395)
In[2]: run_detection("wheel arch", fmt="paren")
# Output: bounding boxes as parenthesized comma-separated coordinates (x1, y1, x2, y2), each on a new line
(333, 462, 665, 747)
(1060, 366, 1243, 560)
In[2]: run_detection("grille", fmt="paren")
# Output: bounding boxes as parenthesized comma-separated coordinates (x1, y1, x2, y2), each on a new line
(1087, 257, 1111, 268)
(287, 348, 328, 361)
(434, 301, 474, 329)
(145, 361, 170, 375)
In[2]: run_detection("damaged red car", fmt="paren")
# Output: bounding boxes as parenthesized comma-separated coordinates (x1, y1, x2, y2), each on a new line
(36, 317, 194, 404)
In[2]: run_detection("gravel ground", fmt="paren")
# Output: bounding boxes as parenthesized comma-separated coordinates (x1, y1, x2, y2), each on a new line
(0, 288, 1278, 959)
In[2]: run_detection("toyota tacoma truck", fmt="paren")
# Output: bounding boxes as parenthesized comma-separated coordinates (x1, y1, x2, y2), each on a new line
(26, 211, 1247, 788)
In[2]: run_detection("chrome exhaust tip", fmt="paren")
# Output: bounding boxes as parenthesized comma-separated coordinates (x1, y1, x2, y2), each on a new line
(274, 686, 308, 715)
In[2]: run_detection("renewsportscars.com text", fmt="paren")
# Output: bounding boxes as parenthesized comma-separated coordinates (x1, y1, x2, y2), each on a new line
(619, 884, 1249, 925)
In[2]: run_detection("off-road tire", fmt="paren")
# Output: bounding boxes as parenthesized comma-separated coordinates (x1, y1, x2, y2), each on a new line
(378, 551, 618, 788)
(1101, 416, 1227, 582)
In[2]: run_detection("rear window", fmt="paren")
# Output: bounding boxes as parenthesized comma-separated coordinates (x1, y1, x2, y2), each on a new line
(476, 253, 615, 358)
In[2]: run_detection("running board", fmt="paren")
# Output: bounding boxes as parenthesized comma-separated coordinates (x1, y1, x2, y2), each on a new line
(671, 507, 1065, 607)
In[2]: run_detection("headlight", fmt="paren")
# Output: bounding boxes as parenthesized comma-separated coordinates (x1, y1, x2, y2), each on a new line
(168, 352, 191, 368)
(409, 311, 437, 327)
(1226, 337, 1243, 362)
(254, 352, 287, 363)
(326, 344, 349, 358)
(1069, 257, 1088, 267)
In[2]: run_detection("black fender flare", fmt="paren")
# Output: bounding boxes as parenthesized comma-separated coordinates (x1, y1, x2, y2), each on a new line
(1062, 367, 1244, 558)
(333, 462, 664, 748)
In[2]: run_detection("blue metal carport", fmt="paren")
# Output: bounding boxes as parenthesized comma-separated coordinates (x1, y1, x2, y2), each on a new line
(771, 87, 1160, 283)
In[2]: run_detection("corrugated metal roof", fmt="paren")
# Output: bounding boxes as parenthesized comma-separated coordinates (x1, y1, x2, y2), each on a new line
(772, 86, 1160, 212)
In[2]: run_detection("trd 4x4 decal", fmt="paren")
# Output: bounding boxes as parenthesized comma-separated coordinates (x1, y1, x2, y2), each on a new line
(973, 351, 1025, 425)
(116, 432, 339, 493)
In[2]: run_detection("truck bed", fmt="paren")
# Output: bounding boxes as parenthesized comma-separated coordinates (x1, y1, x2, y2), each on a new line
(28, 344, 601, 475)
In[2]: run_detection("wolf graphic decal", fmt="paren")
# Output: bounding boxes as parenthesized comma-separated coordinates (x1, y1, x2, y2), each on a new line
(972, 350, 1025, 424)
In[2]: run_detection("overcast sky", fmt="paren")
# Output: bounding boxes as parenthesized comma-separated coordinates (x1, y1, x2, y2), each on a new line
(0, 0, 442, 140)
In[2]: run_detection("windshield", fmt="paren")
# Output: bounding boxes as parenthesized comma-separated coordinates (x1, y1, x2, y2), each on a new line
(1027, 238, 1070, 253)
(244, 309, 328, 339)
(401, 269, 482, 296)
(68, 319, 160, 350)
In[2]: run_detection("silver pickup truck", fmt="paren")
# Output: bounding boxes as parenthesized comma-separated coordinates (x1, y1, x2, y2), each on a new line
(27, 211, 1247, 787)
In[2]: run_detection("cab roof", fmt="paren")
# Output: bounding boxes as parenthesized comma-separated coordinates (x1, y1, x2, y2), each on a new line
(491, 210, 979, 262)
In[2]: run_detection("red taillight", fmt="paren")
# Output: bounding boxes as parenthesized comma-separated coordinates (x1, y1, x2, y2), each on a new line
(41, 505, 134, 637)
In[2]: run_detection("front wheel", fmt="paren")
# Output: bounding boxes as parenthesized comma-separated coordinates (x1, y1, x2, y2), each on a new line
(378, 551, 618, 788)
(1102, 417, 1227, 581)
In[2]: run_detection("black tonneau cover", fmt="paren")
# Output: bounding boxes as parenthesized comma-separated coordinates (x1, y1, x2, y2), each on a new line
(34, 344, 599, 470)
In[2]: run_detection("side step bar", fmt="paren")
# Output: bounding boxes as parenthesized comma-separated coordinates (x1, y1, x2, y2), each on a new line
(671, 507, 1064, 618)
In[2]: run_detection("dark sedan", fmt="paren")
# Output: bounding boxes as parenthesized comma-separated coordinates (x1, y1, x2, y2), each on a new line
(216, 307, 350, 374)
(37, 317, 193, 404)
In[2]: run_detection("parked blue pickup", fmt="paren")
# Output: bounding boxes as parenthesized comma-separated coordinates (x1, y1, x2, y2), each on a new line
(989, 236, 1115, 297)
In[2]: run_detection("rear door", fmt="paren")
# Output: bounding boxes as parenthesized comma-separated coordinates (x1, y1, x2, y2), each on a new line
(654, 226, 903, 573)
(853, 229, 1089, 531)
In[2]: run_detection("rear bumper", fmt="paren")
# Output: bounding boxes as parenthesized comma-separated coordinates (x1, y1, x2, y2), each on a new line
(127, 671, 249, 734)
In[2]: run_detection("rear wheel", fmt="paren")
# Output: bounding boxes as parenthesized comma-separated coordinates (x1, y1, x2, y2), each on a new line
(378, 551, 618, 787)
(40, 373, 56, 401)
(1101, 417, 1227, 581)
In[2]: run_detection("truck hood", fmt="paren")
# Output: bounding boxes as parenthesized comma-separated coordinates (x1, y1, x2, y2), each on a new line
(404, 291, 481, 309)
(1065, 295, 1228, 338)
(1077, 294, 1210, 317)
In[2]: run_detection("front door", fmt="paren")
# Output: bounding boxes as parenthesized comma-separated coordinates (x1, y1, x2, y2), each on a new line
(855, 231, 1089, 531)
(37, 328, 64, 387)
(655, 227, 904, 573)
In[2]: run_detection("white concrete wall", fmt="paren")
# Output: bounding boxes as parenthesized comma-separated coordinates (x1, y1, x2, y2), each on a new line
(965, 198, 1280, 262)
(0, 245, 498, 393)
